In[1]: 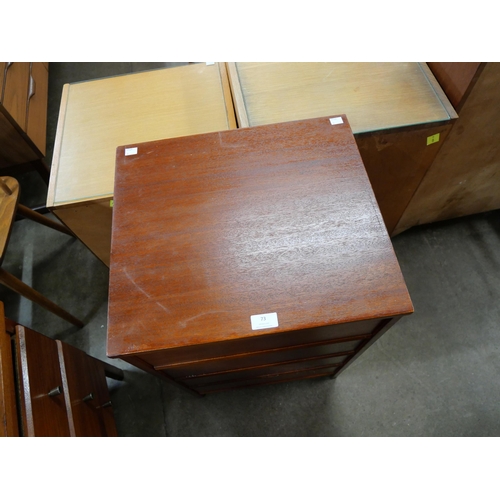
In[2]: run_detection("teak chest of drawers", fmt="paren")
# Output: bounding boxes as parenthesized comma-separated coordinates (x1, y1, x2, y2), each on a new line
(107, 116, 413, 395)
(47, 63, 236, 266)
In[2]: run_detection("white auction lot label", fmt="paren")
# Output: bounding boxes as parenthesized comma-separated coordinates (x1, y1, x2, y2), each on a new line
(250, 312, 279, 330)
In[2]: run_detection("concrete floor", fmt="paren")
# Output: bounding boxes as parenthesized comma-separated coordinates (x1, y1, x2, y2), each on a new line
(2, 63, 499, 437)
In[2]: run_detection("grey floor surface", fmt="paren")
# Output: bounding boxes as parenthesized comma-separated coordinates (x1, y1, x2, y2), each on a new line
(2, 63, 499, 437)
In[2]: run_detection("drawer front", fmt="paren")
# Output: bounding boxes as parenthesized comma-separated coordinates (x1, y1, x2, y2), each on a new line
(141, 318, 385, 369)
(197, 364, 340, 394)
(161, 338, 363, 379)
(15, 326, 70, 437)
(184, 353, 349, 389)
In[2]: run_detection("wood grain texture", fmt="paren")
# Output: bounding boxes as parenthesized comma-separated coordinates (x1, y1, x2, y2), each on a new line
(50, 62, 237, 207)
(427, 62, 483, 112)
(0, 302, 19, 436)
(15, 325, 70, 437)
(394, 62, 500, 233)
(227, 62, 452, 132)
(108, 116, 413, 392)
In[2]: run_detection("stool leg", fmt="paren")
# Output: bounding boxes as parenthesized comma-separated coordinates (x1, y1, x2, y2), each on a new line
(16, 204, 73, 236)
(0, 268, 83, 328)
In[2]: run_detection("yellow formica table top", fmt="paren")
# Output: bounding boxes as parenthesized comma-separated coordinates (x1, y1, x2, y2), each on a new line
(227, 62, 455, 132)
(47, 63, 236, 208)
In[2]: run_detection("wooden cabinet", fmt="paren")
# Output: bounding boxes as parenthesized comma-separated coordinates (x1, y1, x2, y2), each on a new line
(0, 302, 123, 436)
(107, 116, 413, 395)
(226, 62, 457, 235)
(0, 62, 49, 181)
(393, 63, 500, 233)
(47, 63, 237, 266)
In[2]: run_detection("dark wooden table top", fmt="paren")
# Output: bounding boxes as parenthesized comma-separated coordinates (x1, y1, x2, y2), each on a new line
(107, 116, 413, 358)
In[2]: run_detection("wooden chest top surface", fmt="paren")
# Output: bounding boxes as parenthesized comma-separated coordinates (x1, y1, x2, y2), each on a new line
(107, 116, 413, 357)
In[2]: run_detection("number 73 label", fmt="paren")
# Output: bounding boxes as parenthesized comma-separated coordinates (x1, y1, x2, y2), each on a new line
(250, 312, 279, 330)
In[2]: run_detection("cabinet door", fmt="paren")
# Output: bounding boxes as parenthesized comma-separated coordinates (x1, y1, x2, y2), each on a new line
(57, 340, 117, 437)
(15, 326, 70, 437)
(26, 62, 48, 154)
(1, 62, 30, 129)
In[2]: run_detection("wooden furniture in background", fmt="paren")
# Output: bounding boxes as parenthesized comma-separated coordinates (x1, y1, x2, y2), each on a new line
(226, 62, 457, 235)
(0, 176, 82, 327)
(426, 62, 483, 112)
(107, 116, 413, 395)
(0, 303, 123, 436)
(393, 62, 500, 233)
(47, 63, 237, 266)
(0, 62, 50, 183)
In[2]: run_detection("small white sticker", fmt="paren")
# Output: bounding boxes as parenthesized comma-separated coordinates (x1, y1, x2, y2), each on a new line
(206, 62, 215, 65)
(125, 147, 138, 156)
(250, 312, 279, 330)
(329, 117, 344, 125)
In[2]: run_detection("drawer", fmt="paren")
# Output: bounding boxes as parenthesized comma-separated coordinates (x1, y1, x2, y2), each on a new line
(184, 352, 349, 389)
(15, 326, 70, 437)
(141, 318, 386, 368)
(159, 337, 365, 379)
(197, 364, 340, 394)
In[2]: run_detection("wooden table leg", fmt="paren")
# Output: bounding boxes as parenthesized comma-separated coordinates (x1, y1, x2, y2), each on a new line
(0, 268, 83, 328)
(16, 203, 74, 236)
